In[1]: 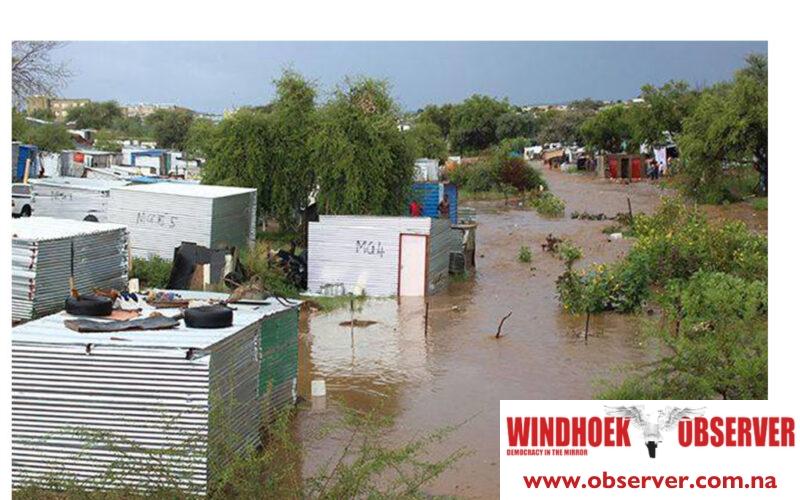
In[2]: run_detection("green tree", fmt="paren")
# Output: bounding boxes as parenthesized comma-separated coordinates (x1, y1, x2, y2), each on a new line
(313, 77, 414, 215)
(579, 105, 635, 153)
(636, 80, 699, 144)
(24, 123, 73, 151)
(569, 98, 605, 112)
(201, 109, 274, 216)
(28, 108, 55, 121)
(495, 111, 536, 141)
(268, 71, 319, 231)
(449, 95, 511, 152)
(66, 101, 123, 129)
(417, 103, 455, 139)
(12, 108, 29, 141)
(93, 129, 122, 152)
(535, 108, 591, 145)
(109, 115, 153, 140)
(677, 54, 768, 200)
(146, 108, 195, 150)
(185, 118, 216, 158)
(405, 120, 447, 161)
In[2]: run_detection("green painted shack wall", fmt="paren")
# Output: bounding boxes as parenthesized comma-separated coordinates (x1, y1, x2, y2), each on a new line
(258, 307, 299, 400)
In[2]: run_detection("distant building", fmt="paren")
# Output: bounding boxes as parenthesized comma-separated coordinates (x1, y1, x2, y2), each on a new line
(121, 103, 181, 118)
(26, 96, 91, 120)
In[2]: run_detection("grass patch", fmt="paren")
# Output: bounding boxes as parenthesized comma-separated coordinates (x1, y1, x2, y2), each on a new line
(751, 197, 768, 211)
(302, 294, 368, 313)
(458, 190, 510, 201)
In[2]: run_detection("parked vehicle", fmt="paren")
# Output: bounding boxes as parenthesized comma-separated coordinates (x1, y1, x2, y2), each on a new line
(11, 183, 32, 218)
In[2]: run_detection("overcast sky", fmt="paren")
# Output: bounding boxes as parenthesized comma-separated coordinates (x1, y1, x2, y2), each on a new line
(50, 41, 767, 114)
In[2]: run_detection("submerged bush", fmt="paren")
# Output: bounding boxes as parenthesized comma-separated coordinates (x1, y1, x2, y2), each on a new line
(518, 246, 532, 263)
(565, 197, 770, 400)
(530, 192, 565, 217)
(556, 240, 583, 269)
(558, 197, 768, 316)
(601, 272, 767, 400)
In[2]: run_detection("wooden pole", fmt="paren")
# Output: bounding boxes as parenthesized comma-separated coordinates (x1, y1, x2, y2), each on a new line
(584, 312, 590, 344)
(424, 301, 429, 337)
(350, 296, 354, 347)
(627, 196, 633, 222)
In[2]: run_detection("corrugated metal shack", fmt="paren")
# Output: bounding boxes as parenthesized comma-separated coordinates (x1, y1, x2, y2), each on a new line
(307, 216, 462, 297)
(108, 183, 257, 260)
(11, 217, 129, 321)
(411, 182, 458, 224)
(413, 158, 439, 181)
(29, 177, 130, 222)
(11, 290, 300, 495)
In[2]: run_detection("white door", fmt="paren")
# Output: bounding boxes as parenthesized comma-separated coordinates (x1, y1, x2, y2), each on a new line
(399, 234, 427, 296)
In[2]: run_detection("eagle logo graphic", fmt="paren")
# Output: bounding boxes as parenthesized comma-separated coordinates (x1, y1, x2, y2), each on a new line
(605, 406, 705, 458)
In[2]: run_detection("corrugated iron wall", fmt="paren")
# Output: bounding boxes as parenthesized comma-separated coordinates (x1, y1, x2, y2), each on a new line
(109, 187, 255, 260)
(427, 219, 463, 294)
(307, 216, 432, 296)
(411, 182, 458, 224)
(12, 343, 211, 494)
(258, 308, 298, 423)
(12, 298, 301, 495)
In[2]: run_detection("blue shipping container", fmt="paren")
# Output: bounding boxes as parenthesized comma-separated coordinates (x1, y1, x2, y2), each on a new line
(15, 145, 39, 181)
(411, 182, 458, 224)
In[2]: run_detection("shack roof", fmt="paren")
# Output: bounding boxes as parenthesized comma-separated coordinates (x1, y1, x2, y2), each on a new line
(111, 182, 256, 199)
(12, 216, 127, 242)
(28, 177, 130, 191)
(11, 290, 300, 351)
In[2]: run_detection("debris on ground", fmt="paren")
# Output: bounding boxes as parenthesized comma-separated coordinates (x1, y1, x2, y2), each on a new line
(495, 311, 513, 338)
(541, 234, 563, 253)
(608, 232, 624, 241)
(570, 211, 608, 221)
(339, 319, 378, 328)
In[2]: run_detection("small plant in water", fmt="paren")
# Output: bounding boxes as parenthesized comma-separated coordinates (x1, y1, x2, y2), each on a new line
(530, 192, 565, 217)
(518, 245, 532, 263)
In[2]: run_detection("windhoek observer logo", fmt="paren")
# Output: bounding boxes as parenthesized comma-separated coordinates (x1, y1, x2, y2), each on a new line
(505, 406, 795, 460)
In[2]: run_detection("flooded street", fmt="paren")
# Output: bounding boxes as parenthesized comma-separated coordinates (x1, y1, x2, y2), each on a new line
(294, 165, 766, 498)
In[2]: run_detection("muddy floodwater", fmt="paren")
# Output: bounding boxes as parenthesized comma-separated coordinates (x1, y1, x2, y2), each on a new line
(294, 165, 767, 498)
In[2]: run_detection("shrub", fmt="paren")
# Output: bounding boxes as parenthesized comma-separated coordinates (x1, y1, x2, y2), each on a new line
(518, 246, 532, 263)
(559, 198, 767, 315)
(239, 241, 299, 297)
(448, 160, 497, 193)
(130, 256, 172, 289)
(629, 197, 767, 284)
(556, 240, 583, 269)
(498, 157, 546, 192)
(600, 272, 767, 400)
(530, 192, 565, 217)
(556, 261, 650, 315)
